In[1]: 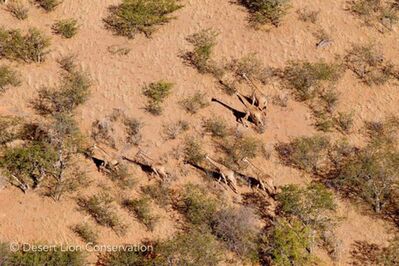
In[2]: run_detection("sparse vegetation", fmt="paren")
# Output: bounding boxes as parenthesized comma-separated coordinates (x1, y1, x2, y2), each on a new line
(345, 43, 397, 85)
(276, 135, 330, 173)
(7, 0, 29, 20)
(180, 91, 209, 114)
(78, 192, 126, 235)
(238, 0, 291, 27)
(73, 223, 99, 244)
(123, 197, 159, 231)
(334, 111, 355, 133)
(52, 19, 79, 39)
(123, 117, 142, 145)
(229, 53, 271, 83)
(350, 0, 398, 30)
(185, 29, 221, 75)
(0, 27, 50, 63)
(104, 0, 183, 38)
(35, 0, 62, 11)
(220, 133, 259, 168)
(0, 65, 21, 93)
(0, 116, 23, 145)
(142, 81, 173, 115)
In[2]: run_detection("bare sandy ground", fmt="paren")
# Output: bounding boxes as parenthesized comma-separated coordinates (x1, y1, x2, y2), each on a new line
(0, 0, 398, 264)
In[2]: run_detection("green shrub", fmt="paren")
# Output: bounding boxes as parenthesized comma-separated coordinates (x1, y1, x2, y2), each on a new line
(203, 116, 229, 138)
(260, 218, 314, 266)
(156, 230, 223, 266)
(345, 43, 396, 85)
(123, 197, 159, 231)
(0, 142, 57, 190)
(78, 192, 126, 235)
(0, 27, 50, 63)
(220, 134, 259, 168)
(52, 19, 79, 38)
(185, 29, 220, 75)
(277, 183, 336, 229)
(0, 65, 21, 93)
(7, 0, 29, 20)
(238, 0, 291, 27)
(0, 116, 23, 145)
(179, 184, 219, 226)
(73, 223, 99, 244)
(297, 8, 319, 23)
(276, 135, 330, 172)
(183, 138, 206, 164)
(104, 164, 136, 189)
(35, 0, 62, 11)
(33, 70, 91, 115)
(104, 0, 183, 38)
(98, 246, 152, 266)
(1, 246, 85, 266)
(142, 81, 173, 115)
(333, 140, 399, 213)
(283, 61, 341, 101)
(179, 91, 209, 114)
(141, 182, 172, 207)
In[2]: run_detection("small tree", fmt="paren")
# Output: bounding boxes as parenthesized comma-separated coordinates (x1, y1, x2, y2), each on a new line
(104, 0, 183, 38)
(35, 0, 62, 11)
(123, 197, 159, 231)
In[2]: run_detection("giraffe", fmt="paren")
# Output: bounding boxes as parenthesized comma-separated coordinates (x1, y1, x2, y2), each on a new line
(205, 155, 238, 193)
(242, 73, 268, 112)
(242, 157, 276, 196)
(236, 92, 266, 129)
(122, 151, 169, 180)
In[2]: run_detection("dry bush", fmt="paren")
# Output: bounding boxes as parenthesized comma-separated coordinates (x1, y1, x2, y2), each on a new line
(179, 91, 209, 114)
(123, 117, 142, 145)
(123, 197, 159, 231)
(210, 207, 260, 260)
(297, 8, 319, 23)
(105, 163, 136, 189)
(142, 81, 173, 115)
(351, 237, 399, 266)
(345, 43, 397, 85)
(0, 27, 50, 63)
(185, 29, 222, 76)
(57, 54, 77, 72)
(52, 19, 79, 39)
(334, 111, 355, 134)
(78, 192, 127, 235)
(7, 0, 29, 20)
(0, 65, 21, 93)
(203, 116, 229, 138)
(162, 120, 189, 140)
(276, 135, 330, 173)
(104, 0, 183, 38)
(35, 0, 62, 11)
(73, 222, 99, 244)
(238, 0, 291, 27)
(283, 61, 342, 101)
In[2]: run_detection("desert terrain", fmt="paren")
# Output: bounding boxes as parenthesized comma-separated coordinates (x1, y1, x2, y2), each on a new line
(0, 0, 398, 265)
